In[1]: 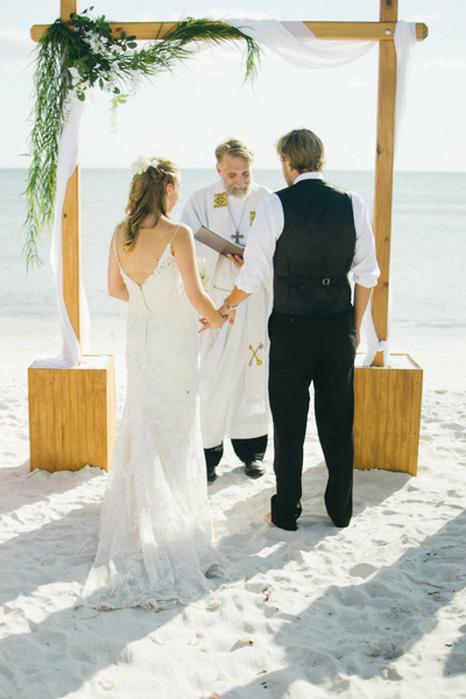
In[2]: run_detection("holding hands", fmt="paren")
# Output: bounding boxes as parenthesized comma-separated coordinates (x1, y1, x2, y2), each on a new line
(199, 305, 235, 333)
(198, 252, 243, 331)
(218, 304, 236, 323)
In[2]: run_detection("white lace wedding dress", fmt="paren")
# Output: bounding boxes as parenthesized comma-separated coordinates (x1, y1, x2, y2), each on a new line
(79, 230, 223, 610)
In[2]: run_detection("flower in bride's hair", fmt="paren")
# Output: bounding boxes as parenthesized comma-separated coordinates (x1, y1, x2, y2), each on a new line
(129, 155, 153, 175)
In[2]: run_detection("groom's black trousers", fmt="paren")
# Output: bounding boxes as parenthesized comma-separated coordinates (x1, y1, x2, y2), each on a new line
(268, 310, 356, 531)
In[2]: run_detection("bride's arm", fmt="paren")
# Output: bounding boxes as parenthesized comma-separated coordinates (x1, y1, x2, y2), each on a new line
(172, 225, 225, 329)
(108, 229, 129, 302)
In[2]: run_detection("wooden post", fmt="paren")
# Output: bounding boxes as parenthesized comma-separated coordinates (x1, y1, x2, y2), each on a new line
(352, 0, 423, 476)
(371, 0, 398, 366)
(27, 0, 117, 473)
(60, 0, 81, 356)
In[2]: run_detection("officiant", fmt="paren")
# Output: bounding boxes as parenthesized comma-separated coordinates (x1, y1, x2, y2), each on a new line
(181, 138, 272, 482)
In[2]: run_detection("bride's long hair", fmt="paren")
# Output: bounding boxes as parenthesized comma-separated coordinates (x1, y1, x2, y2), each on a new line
(123, 159, 180, 252)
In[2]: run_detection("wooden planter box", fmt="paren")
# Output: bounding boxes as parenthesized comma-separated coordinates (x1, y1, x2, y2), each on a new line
(28, 355, 116, 472)
(354, 354, 423, 476)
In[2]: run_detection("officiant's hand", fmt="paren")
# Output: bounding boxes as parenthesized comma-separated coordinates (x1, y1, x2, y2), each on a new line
(226, 253, 244, 268)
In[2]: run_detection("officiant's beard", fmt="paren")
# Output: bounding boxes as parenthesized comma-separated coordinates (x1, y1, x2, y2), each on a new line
(224, 180, 252, 199)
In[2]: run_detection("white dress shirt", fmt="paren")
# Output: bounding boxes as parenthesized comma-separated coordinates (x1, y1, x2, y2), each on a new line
(236, 172, 380, 294)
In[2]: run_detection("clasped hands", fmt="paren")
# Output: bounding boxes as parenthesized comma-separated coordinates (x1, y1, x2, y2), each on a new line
(199, 305, 235, 333)
(198, 252, 242, 332)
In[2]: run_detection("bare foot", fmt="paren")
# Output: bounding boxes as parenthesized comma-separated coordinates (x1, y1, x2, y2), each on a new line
(264, 512, 276, 527)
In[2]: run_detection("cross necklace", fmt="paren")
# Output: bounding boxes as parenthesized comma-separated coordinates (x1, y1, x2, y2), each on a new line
(227, 196, 249, 245)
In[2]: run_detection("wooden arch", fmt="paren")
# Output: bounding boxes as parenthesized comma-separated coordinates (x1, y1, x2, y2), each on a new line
(28, 0, 427, 475)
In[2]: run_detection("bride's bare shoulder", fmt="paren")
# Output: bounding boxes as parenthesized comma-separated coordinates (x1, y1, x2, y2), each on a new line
(176, 221, 193, 237)
(112, 221, 125, 242)
(172, 222, 194, 248)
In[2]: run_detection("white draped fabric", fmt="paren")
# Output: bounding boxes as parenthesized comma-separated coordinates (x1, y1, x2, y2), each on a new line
(41, 97, 91, 368)
(361, 20, 417, 367)
(226, 17, 376, 67)
(394, 21, 417, 153)
(46, 18, 416, 368)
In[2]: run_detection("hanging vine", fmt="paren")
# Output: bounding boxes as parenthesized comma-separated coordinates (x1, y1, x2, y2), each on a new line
(24, 7, 260, 268)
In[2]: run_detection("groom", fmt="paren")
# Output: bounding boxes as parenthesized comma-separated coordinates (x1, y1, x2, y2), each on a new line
(218, 128, 380, 530)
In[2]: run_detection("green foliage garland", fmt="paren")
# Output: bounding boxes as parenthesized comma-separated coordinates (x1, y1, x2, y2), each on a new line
(24, 7, 260, 269)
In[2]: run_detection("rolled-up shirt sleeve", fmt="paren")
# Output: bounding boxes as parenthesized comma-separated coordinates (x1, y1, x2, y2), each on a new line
(236, 193, 284, 294)
(350, 192, 380, 288)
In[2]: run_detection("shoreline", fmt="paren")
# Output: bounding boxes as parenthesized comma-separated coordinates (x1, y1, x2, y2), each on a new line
(3, 314, 465, 392)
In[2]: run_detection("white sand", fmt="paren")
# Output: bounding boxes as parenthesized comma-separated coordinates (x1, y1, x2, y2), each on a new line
(1, 323, 466, 699)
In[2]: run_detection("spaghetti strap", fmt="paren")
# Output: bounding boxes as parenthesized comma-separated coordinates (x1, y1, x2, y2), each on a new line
(168, 222, 182, 248)
(113, 232, 124, 275)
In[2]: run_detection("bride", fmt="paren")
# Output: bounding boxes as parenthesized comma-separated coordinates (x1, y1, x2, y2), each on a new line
(80, 157, 227, 610)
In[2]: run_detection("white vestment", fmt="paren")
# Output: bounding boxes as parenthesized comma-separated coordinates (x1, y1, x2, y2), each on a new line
(181, 180, 272, 448)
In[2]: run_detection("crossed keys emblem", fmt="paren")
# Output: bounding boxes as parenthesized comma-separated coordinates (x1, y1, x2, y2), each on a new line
(249, 343, 264, 366)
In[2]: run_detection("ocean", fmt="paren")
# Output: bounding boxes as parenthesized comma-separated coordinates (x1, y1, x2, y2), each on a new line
(2, 168, 466, 361)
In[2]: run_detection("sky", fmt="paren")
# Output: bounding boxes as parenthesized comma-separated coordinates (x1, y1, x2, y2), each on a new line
(2, 0, 465, 172)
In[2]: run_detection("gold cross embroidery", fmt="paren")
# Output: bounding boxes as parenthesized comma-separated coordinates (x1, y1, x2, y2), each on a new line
(214, 192, 227, 208)
(249, 343, 264, 366)
(250, 211, 256, 225)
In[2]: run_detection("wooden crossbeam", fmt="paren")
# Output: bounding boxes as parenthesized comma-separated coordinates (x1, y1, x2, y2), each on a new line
(30, 20, 428, 43)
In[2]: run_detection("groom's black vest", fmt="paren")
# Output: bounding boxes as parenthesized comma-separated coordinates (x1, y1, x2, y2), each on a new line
(273, 178, 356, 315)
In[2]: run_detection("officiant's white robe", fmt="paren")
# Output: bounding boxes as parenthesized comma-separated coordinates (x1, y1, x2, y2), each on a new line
(181, 180, 272, 449)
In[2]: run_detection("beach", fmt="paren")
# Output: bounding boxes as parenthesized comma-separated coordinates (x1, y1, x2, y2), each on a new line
(1, 324, 466, 698)
(1, 169, 466, 698)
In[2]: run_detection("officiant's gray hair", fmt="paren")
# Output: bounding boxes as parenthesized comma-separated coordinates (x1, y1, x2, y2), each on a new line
(277, 129, 325, 173)
(215, 138, 254, 164)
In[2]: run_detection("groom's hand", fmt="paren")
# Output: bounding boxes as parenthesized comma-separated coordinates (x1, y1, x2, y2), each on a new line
(218, 304, 236, 325)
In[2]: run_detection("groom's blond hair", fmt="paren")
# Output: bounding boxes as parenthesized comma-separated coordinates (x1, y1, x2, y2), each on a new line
(277, 129, 325, 173)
